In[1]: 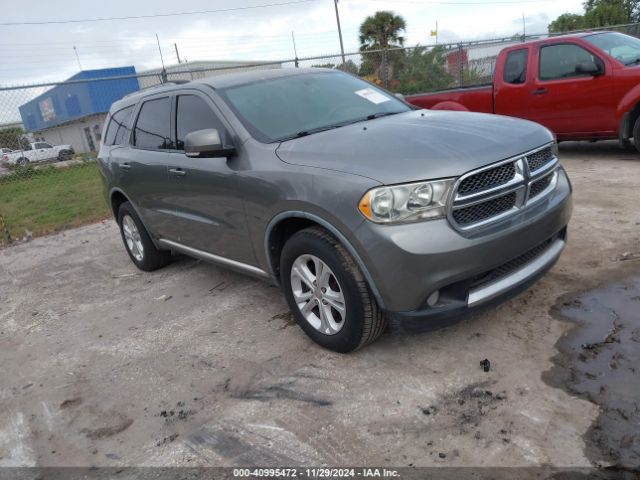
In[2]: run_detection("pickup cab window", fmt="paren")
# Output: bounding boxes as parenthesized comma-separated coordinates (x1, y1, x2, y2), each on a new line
(34, 142, 52, 149)
(539, 44, 601, 81)
(504, 49, 528, 84)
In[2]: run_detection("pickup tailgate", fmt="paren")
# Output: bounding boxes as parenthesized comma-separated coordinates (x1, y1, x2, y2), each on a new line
(406, 85, 493, 113)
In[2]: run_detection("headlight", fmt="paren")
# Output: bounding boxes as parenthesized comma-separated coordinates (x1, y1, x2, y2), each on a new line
(358, 179, 456, 224)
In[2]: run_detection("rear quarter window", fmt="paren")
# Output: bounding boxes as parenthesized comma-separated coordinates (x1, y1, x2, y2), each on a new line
(105, 105, 135, 146)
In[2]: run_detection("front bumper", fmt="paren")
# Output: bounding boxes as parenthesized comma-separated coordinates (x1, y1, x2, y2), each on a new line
(350, 167, 573, 326)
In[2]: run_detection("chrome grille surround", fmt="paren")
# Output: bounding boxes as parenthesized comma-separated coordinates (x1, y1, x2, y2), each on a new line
(448, 143, 558, 232)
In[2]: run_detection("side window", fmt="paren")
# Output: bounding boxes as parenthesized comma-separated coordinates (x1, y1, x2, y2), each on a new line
(42, 143, 52, 148)
(175, 95, 226, 151)
(539, 44, 600, 81)
(504, 49, 528, 84)
(133, 97, 172, 150)
(104, 105, 134, 146)
(34, 142, 49, 149)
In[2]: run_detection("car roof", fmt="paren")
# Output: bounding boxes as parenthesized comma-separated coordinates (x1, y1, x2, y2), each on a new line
(503, 31, 614, 51)
(110, 68, 335, 112)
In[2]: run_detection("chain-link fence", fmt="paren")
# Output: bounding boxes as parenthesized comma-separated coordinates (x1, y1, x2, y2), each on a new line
(1, 22, 639, 246)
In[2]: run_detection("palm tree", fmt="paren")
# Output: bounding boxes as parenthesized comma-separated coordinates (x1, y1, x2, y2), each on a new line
(359, 11, 407, 85)
(359, 11, 407, 51)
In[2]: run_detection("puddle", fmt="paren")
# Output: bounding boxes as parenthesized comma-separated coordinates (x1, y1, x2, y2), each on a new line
(544, 277, 640, 470)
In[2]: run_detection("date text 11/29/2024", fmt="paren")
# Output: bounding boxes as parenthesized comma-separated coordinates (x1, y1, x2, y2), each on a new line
(233, 468, 400, 478)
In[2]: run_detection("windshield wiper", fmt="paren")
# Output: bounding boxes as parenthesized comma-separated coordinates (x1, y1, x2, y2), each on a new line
(276, 111, 403, 142)
(364, 111, 401, 121)
(277, 124, 344, 142)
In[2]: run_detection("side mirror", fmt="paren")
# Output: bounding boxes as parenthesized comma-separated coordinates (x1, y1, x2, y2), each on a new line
(575, 60, 604, 76)
(394, 92, 405, 100)
(184, 129, 235, 158)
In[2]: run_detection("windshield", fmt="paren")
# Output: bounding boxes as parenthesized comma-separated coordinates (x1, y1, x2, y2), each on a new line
(584, 32, 640, 65)
(218, 71, 410, 143)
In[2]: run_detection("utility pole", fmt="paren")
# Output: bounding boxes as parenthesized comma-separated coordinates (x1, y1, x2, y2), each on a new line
(174, 43, 181, 64)
(73, 46, 82, 70)
(334, 0, 346, 66)
(522, 13, 526, 40)
(156, 34, 167, 83)
(291, 31, 299, 68)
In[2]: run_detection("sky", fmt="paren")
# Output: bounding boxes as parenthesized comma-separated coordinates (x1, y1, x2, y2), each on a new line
(0, 0, 584, 86)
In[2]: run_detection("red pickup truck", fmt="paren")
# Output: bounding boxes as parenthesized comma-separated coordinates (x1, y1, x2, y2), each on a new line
(406, 31, 640, 151)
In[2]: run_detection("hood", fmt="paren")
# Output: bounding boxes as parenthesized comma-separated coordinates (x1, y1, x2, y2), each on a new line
(275, 110, 554, 184)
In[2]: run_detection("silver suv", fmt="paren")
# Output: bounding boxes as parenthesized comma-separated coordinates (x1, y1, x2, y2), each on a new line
(98, 69, 572, 352)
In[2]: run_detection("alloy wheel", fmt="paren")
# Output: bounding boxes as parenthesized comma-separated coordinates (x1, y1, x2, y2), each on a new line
(122, 215, 144, 262)
(290, 254, 346, 335)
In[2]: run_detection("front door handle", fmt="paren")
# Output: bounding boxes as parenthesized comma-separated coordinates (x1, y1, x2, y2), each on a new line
(532, 88, 548, 95)
(169, 167, 186, 176)
(120, 162, 131, 170)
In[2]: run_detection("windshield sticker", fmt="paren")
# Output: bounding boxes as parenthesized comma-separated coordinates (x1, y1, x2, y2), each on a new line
(354, 88, 391, 105)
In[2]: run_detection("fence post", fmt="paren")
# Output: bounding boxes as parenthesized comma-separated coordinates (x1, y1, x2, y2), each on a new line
(382, 48, 389, 89)
(457, 43, 464, 87)
(0, 214, 12, 245)
(295, 57, 299, 68)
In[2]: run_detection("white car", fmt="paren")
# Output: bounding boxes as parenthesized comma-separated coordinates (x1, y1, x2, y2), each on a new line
(2, 142, 74, 166)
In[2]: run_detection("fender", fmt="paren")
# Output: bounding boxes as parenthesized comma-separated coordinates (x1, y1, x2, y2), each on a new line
(431, 101, 469, 111)
(616, 83, 640, 129)
(108, 187, 134, 217)
(108, 187, 162, 250)
(264, 211, 386, 309)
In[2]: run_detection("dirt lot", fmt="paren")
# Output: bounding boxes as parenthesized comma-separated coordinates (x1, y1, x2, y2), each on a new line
(0, 141, 638, 472)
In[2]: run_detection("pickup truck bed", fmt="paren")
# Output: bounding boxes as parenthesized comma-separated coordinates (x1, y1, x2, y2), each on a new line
(407, 84, 493, 113)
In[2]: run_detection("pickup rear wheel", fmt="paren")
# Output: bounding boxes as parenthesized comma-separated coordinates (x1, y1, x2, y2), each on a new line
(16, 157, 29, 166)
(633, 116, 640, 153)
(57, 150, 72, 161)
(280, 226, 386, 353)
(117, 201, 171, 271)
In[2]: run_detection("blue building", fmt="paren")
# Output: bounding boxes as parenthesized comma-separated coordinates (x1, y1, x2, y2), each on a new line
(19, 66, 139, 153)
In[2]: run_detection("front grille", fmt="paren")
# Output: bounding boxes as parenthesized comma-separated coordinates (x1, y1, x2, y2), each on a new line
(470, 237, 554, 289)
(526, 147, 553, 172)
(529, 174, 553, 199)
(449, 144, 558, 231)
(452, 192, 516, 226)
(457, 162, 515, 196)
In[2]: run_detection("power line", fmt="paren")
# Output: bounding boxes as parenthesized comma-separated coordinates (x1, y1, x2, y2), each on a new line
(0, 0, 318, 26)
(372, 0, 553, 3)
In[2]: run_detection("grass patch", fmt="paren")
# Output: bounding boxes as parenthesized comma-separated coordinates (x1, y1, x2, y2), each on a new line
(0, 162, 110, 245)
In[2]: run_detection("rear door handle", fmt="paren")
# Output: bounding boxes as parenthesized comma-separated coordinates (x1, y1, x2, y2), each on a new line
(169, 167, 186, 177)
(120, 162, 131, 170)
(532, 88, 548, 95)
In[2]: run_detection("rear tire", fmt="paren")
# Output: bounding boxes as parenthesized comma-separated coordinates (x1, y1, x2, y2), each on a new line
(633, 116, 640, 153)
(117, 201, 170, 271)
(16, 157, 28, 166)
(280, 226, 386, 353)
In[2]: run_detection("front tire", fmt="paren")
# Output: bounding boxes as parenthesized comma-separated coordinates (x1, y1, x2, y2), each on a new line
(117, 201, 170, 271)
(280, 227, 386, 353)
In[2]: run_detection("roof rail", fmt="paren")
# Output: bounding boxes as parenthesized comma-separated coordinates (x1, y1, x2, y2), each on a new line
(122, 79, 191, 99)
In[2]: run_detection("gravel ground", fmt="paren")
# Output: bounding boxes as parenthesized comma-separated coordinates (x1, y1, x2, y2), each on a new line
(0, 141, 638, 472)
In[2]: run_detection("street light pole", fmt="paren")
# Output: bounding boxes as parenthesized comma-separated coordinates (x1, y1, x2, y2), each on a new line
(334, 0, 346, 66)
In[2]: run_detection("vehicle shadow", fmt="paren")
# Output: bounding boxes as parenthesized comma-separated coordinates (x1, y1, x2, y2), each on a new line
(559, 140, 639, 161)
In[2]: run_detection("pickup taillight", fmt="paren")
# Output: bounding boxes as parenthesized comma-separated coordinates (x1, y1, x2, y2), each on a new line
(1, 154, 7, 162)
